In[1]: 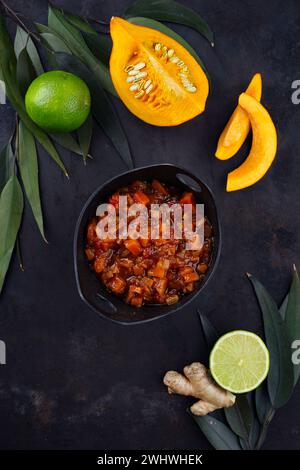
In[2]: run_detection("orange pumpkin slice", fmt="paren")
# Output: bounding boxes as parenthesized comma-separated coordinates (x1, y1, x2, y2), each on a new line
(109, 17, 209, 126)
(226, 93, 277, 192)
(215, 73, 262, 160)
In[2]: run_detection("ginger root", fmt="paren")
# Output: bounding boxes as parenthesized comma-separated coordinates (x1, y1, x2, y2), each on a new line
(163, 362, 236, 416)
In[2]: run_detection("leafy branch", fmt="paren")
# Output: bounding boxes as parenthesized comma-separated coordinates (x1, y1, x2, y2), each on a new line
(194, 267, 300, 450)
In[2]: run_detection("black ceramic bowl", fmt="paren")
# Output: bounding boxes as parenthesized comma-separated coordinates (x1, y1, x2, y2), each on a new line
(74, 164, 221, 325)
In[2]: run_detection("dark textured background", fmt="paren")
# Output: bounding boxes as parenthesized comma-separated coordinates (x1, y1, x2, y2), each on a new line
(0, 0, 299, 450)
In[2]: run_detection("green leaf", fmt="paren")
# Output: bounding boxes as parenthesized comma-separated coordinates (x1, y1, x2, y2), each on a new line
(0, 175, 24, 294)
(77, 113, 93, 163)
(39, 32, 72, 53)
(54, 52, 134, 169)
(191, 414, 242, 450)
(255, 382, 273, 425)
(50, 132, 83, 157)
(128, 17, 208, 74)
(14, 26, 43, 75)
(18, 121, 46, 241)
(48, 6, 116, 95)
(125, 0, 214, 46)
(284, 265, 300, 386)
(224, 394, 253, 445)
(82, 32, 112, 67)
(16, 48, 36, 96)
(0, 14, 68, 177)
(197, 309, 219, 350)
(279, 293, 289, 320)
(0, 141, 15, 193)
(248, 274, 294, 408)
(62, 10, 97, 34)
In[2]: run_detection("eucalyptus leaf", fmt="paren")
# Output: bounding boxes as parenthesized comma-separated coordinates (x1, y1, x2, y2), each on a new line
(77, 113, 93, 163)
(0, 14, 68, 177)
(197, 309, 219, 350)
(255, 383, 273, 425)
(125, 0, 214, 46)
(50, 132, 83, 157)
(48, 6, 116, 95)
(0, 175, 24, 294)
(128, 17, 208, 74)
(224, 394, 253, 445)
(16, 48, 36, 96)
(0, 141, 15, 193)
(62, 11, 97, 34)
(14, 26, 43, 75)
(54, 52, 134, 169)
(248, 274, 294, 408)
(284, 265, 300, 386)
(40, 32, 72, 53)
(18, 121, 46, 241)
(191, 414, 242, 450)
(83, 32, 112, 67)
(279, 293, 289, 320)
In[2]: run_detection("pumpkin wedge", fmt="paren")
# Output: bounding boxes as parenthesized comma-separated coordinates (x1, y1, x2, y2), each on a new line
(215, 73, 262, 160)
(109, 17, 209, 126)
(226, 93, 277, 192)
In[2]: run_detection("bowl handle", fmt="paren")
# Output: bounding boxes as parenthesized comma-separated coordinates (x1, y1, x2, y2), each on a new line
(95, 292, 118, 315)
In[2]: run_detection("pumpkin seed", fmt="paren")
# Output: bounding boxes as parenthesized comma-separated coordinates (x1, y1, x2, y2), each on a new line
(145, 84, 153, 94)
(135, 89, 145, 98)
(170, 56, 179, 64)
(144, 79, 152, 89)
(138, 80, 146, 90)
(128, 69, 139, 76)
(124, 64, 134, 72)
(134, 62, 146, 70)
(127, 76, 137, 83)
(167, 49, 174, 58)
(187, 86, 197, 93)
(155, 43, 162, 52)
(129, 83, 139, 91)
(135, 71, 147, 79)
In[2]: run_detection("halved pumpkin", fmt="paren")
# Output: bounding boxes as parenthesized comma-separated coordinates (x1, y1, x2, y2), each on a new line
(226, 93, 277, 192)
(215, 73, 262, 160)
(109, 17, 209, 126)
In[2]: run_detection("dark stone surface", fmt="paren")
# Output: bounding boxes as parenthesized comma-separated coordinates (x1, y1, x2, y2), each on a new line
(0, 0, 300, 450)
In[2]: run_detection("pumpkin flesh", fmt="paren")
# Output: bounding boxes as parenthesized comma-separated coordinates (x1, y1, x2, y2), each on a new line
(215, 73, 262, 160)
(226, 93, 277, 192)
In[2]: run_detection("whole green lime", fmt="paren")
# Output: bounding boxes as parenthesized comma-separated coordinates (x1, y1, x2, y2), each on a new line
(25, 71, 91, 133)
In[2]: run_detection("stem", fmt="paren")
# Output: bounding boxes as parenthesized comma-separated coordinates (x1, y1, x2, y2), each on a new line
(0, 0, 54, 55)
(0, 0, 40, 42)
(255, 407, 275, 450)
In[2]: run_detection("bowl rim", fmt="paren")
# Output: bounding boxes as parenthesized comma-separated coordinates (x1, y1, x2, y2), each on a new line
(73, 163, 222, 325)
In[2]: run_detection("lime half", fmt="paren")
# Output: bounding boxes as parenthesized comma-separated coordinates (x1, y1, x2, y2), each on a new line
(209, 330, 270, 394)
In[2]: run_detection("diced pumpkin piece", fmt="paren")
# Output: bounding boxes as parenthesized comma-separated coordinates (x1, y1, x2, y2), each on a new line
(166, 294, 179, 305)
(94, 257, 106, 273)
(155, 278, 168, 296)
(85, 247, 95, 261)
(180, 192, 194, 204)
(152, 179, 168, 195)
(133, 191, 150, 205)
(108, 276, 126, 294)
(124, 239, 142, 256)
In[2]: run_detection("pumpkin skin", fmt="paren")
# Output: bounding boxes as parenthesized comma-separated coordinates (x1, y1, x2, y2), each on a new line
(109, 17, 209, 126)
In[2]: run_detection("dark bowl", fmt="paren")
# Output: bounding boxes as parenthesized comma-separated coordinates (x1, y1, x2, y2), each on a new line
(74, 163, 221, 325)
